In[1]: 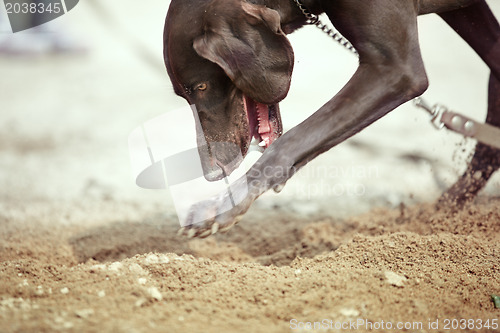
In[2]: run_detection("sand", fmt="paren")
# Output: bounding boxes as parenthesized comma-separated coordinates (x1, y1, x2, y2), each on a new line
(1, 199, 499, 332)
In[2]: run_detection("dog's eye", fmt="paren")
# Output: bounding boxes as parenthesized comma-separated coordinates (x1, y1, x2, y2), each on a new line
(196, 83, 207, 91)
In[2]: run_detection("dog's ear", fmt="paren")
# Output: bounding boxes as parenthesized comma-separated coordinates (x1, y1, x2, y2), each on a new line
(240, 2, 282, 34)
(193, 3, 294, 104)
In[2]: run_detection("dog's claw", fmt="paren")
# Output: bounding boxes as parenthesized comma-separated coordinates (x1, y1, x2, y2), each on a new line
(234, 215, 243, 225)
(273, 184, 285, 193)
(198, 229, 212, 238)
(187, 228, 197, 239)
(211, 223, 220, 235)
(219, 223, 235, 233)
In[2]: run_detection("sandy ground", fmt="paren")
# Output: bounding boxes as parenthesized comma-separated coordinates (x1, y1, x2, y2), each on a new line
(0, 1, 499, 332)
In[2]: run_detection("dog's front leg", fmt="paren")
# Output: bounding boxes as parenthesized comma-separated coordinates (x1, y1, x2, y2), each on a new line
(181, 0, 429, 237)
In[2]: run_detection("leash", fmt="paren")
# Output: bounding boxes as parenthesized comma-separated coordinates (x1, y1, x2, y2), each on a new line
(413, 97, 500, 149)
(293, 0, 500, 150)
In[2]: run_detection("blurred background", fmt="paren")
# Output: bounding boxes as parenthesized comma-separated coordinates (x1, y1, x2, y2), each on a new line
(0, 0, 499, 223)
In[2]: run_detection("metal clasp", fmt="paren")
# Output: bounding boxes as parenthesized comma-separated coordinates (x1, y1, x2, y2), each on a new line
(413, 97, 446, 130)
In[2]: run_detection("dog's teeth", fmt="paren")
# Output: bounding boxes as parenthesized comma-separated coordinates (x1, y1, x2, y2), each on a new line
(258, 141, 266, 147)
(198, 229, 212, 238)
(177, 227, 186, 236)
(211, 223, 220, 234)
(187, 228, 197, 239)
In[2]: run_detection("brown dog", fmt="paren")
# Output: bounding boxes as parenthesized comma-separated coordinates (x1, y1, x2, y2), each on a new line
(163, 0, 500, 237)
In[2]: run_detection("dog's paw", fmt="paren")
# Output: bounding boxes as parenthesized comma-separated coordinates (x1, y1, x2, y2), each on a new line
(177, 185, 254, 238)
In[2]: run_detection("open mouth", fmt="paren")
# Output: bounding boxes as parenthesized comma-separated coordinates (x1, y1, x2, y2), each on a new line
(243, 95, 283, 150)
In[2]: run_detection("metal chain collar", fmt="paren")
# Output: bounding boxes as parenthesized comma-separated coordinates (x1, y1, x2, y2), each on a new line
(292, 0, 358, 55)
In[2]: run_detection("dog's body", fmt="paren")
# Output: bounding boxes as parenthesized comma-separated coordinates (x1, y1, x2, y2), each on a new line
(164, 0, 500, 237)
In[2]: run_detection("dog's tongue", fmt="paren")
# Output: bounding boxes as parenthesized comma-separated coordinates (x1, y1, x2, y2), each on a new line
(243, 95, 282, 149)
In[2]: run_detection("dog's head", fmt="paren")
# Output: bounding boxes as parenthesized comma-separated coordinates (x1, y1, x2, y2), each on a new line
(164, 0, 294, 181)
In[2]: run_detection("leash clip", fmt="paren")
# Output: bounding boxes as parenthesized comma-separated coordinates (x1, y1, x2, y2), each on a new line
(413, 97, 445, 130)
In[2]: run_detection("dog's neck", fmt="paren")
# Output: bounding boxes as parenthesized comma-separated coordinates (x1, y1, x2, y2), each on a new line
(246, 0, 323, 33)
